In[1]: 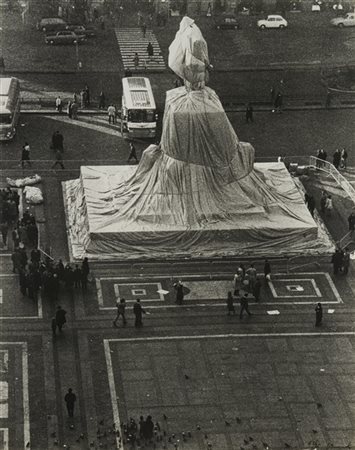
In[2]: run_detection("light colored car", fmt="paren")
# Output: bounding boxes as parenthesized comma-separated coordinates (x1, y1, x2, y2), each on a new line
(331, 13, 355, 27)
(37, 17, 68, 32)
(257, 15, 288, 29)
(45, 30, 86, 45)
(67, 24, 97, 38)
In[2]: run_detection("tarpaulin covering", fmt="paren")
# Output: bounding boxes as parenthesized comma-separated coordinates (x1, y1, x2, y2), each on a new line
(62, 85, 335, 260)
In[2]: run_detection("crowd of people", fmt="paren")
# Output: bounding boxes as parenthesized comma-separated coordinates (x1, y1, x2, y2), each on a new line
(331, 248, 351, 275)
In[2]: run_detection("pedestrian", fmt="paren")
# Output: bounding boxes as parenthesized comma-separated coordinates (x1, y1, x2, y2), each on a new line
(340, 148, 348, 169)
(133, 299, 146, 327)
(0, 221, 8, 249)
(113, 298, 127, 327)
(85, 85, 90, 107)
(51, 316, 57, 335)
(21, 142, 31, 168)
(239, 293, 252, 319)
(174, 280, 184, 304)
(317, 148, 327, 167)
(147, 42, 154, 61)
(51, 130, 64, 151)
(133, 52, 140, 70)
(55, 96, 62, 113)
(142, 22, 147, 38)
(71, 102, 78, 119)
(325, 194, 333, 216)
(246, 263, 257, 292)
(52, 149, 65, 170)
(272, 92, 283, 113)
(98, 91, 106, 109)
(245, 103, 254, 123)
(333, 149, 341, 169)
(307, 195, 316, 217)
(64, 388, 76, 418)
(81, 257, 90, 287)
(11, 248, 21, 273)
(320, 190, 327, 214)
(226, 291, 235, 315)
(343, 249, 350, 275)
(55, 306, 67, 332)
(107, 104, 116, 124)
(348, 211, 355, 232)
(67, 100, 72, 119)
(253, 278, 262, 302)
(331, 248, 343, 275)
(127, 141, 139, 163)
(233, 268, 243, 296)
(315, 302, 323, 327)
(143, 415, 154, 442)
(264, 259, 271, 280)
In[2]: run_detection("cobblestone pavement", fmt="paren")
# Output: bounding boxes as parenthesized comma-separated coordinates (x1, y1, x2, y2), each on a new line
(2, 252, 355, 449)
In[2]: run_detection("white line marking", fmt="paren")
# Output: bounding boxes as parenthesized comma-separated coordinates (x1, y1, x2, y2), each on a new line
(311, 279, 322, 297)
(22, 342, 30, 450)
(325, 272, 343, 303)
(113, 282, 164, 303)
(0, 290, 2, 304)
(107, 331, 355, 343)
(96, 278, 103, 307)
(0, 428, 9, 450)
(0, 382, 8, 418)
(270, 278, 322, 298)
(0, 275, 18, 278)
(103, 341, 123, 450)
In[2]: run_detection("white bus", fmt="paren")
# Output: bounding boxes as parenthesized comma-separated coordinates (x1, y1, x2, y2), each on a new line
(0, 77, 21, 141)
(121, 77, 157, 139)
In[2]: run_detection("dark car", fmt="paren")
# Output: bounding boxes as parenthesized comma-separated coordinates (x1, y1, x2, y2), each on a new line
(67, 24, 96, 38)
(45, 30, 86, 45)
(216, 14, 240, 30)
(36, 17, 68, 32)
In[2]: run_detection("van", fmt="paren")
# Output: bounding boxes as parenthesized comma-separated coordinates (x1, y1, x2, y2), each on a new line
(36, 18, 68, 32)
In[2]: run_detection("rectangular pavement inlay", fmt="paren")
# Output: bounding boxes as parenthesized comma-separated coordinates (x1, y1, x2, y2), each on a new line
(104, 334, 355, 450)
(0, 275, 42, 319)
(96, 273, 343, 309)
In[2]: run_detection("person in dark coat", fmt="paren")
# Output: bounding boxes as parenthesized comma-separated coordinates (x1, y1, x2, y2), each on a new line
(73, 264, 82, 288)
(52, 131, 64, 151)
(147, 42, 154, 60)
(315, 302, 323, 326)
(133, 299, 145, 327)
(343, 250, 350, 275)
(245, 103, 254, 123)
(333, 149, 341, 169)
(64, 388, 76, 417)
(55, 306, 67, 332)
(128, 142, 139, 163)
(331, 249, 343, 275)
(239, 293, 252, 319)
(174, 280, 184, 304)
(226, 291, 235, 315)
(98, 91, 106, 109)
(264, 259, 271, 279)
(144, 415, 154, 442)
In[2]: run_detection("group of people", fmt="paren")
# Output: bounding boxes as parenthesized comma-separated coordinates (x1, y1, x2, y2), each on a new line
(121, 415, 156, 447)
(132, 42, 154, 70)
(55, 85, 95, 120)
(113, 298, 147, 328)
(316, 147, 348, 170)
(331, 248, 351, 275)
(0, 187, 20, 249)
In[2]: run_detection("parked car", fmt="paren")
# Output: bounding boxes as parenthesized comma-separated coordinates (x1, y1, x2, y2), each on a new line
(36, 17, 68, 32)
(216, 13, 240, 30)
(331, 12, 355, 27)
(45, 30, 86, 45)
(257, 15, 288, 29)
(67, 24, 96, 37)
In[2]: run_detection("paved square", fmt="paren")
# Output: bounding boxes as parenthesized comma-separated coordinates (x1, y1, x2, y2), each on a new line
(103, 334, 355, 450)
(96, 272, 343, 310)
(0, 276, 42, 319)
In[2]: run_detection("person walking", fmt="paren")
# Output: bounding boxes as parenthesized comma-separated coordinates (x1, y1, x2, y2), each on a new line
(21, 142, 31, 168)
(343, 249, 350, 275)
(52, 131, 64, 151)
(67, 100, 72, 119)
(226, 291, 235, 315)
(98, 91, 106, 109)
(52, 149, 65, 170)
(264, 259, 271, 280)
(107, 104, 116, 124)
(113, 298, 127, 327)
(55, 306, 67, 332)
(55, 96, 63, 113)
(239, 293, 252, 319)
(127, 141, 139, 163)
(341, 148, 348, 169)
(64, 388, 77, 418)
(174, 280, 185, 305)
(333, 149, 341, 169)
(133, 52, 140, 70)
(325, 194, 333, 216)
(246, 263, 257, 292)
(142, 22, 147, 38)
(315, 302, 323, 327)
(245, 103, 254, 123)
(331, 248, 343, 275)
(147, 42, 154, 61)
(133, 299, 146, 327)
